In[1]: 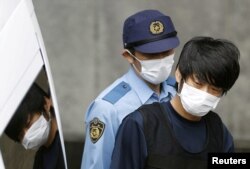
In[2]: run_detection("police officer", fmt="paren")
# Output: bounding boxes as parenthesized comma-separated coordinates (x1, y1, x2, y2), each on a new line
(81, 10, 180, 169)
(110, 37, 240, 169)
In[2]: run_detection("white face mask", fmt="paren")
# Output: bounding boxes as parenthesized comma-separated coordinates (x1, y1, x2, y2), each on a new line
(22, 112, 51, 150)
(178, 82, 221, 117)
(127, 50, 174, 85)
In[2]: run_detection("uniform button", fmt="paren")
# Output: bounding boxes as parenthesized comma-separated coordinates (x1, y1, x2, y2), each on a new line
(123, 84, 127, 89)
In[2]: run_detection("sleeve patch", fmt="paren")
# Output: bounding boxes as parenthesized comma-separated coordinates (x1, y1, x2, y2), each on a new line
(89, 117, 105, 143)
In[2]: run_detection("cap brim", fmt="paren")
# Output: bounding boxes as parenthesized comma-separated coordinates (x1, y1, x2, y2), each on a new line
(134, 36, 180, 54)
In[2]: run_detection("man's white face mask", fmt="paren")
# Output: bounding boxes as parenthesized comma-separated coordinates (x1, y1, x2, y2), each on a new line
(127, 50, 175, 85)
(178, 82, 221, 117)
(22, 112, 51, 150)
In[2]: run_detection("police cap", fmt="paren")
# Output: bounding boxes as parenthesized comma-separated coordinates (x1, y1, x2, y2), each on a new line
(123, 9, 180, 53)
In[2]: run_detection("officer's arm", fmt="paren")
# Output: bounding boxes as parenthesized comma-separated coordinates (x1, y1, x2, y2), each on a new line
(110, 111, 147, 169)
(81, 100, 118, 169)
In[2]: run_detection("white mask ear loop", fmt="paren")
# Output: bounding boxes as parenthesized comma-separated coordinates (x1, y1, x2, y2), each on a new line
(125, 49, 142, 73)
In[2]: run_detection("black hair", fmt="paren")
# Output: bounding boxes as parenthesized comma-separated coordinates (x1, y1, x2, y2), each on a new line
(176, 36, 240, 93)
(125, 47, 135, 55)
(4, 83, 48, 142)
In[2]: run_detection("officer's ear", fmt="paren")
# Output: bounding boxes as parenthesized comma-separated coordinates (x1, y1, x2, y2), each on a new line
(175, 67, 182, 83)
(122, 49, 134, 64)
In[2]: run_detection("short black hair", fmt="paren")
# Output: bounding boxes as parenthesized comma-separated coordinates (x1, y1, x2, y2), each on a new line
(125, 47, 136, 55)
(176, 36, 240, 93)
(5, 83, 48, 142)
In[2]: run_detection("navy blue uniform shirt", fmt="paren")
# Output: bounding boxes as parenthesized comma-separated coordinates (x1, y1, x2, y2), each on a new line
(33, 131, 65, 169)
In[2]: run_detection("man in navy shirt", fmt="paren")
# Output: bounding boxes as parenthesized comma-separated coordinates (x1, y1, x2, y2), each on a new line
(5, 83, 65, 169)
(110, 36, 240, 169)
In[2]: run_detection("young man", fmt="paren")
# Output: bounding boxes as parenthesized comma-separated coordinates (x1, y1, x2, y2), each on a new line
(5, 83, 65, 169)
(81, 9, 180, 169)
(110, 36, 240, 169)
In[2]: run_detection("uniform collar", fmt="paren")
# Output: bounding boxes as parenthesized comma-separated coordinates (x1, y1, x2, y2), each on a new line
(125, 67, 170, 104)
(162, 80, 175, 99)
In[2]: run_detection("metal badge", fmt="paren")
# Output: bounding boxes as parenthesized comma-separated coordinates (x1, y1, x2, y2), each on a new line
(89, 117, 105, 143)
(150, 21, 164, 34)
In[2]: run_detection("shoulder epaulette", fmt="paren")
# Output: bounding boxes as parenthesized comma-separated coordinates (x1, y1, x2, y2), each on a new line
(102, 81, 131, 104)
(166, 76, 176, 87)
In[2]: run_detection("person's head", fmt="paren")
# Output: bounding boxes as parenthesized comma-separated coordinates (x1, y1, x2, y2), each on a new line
(122, 9, 180, 85)
(175, 36, 240, 117)
(5, 83, 53, 150)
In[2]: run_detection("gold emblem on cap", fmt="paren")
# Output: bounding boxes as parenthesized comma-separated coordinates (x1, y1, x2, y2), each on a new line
(150, 21, 164, 34)
(89, 117, 105, 143)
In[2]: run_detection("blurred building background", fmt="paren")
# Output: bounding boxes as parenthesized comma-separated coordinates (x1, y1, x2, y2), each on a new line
(14, 0, 250, 168)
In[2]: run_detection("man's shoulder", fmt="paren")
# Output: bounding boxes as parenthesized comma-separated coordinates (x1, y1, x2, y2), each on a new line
(86, 76, 133, 110)
(95, 75, 125, 97)
(102, 81, 132, 104)
(93, 72, 136, 105)
(87, 81, 132, 113)
(206, 111, 223, 122)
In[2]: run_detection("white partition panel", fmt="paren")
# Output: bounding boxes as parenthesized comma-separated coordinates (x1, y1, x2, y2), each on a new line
(0, 0, 68, 168)
(0, 0, 43, 135)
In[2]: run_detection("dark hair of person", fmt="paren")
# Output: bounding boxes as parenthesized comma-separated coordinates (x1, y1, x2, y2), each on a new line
(176, 36, 240, 94)
(5, 83, 49, 142)
(125, 47, 135, 55)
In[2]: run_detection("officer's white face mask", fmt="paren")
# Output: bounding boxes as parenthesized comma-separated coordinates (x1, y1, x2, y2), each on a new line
(127, 50, 174, 85)
(22, 112, 51, 150)
(178, 82, 221, 117)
